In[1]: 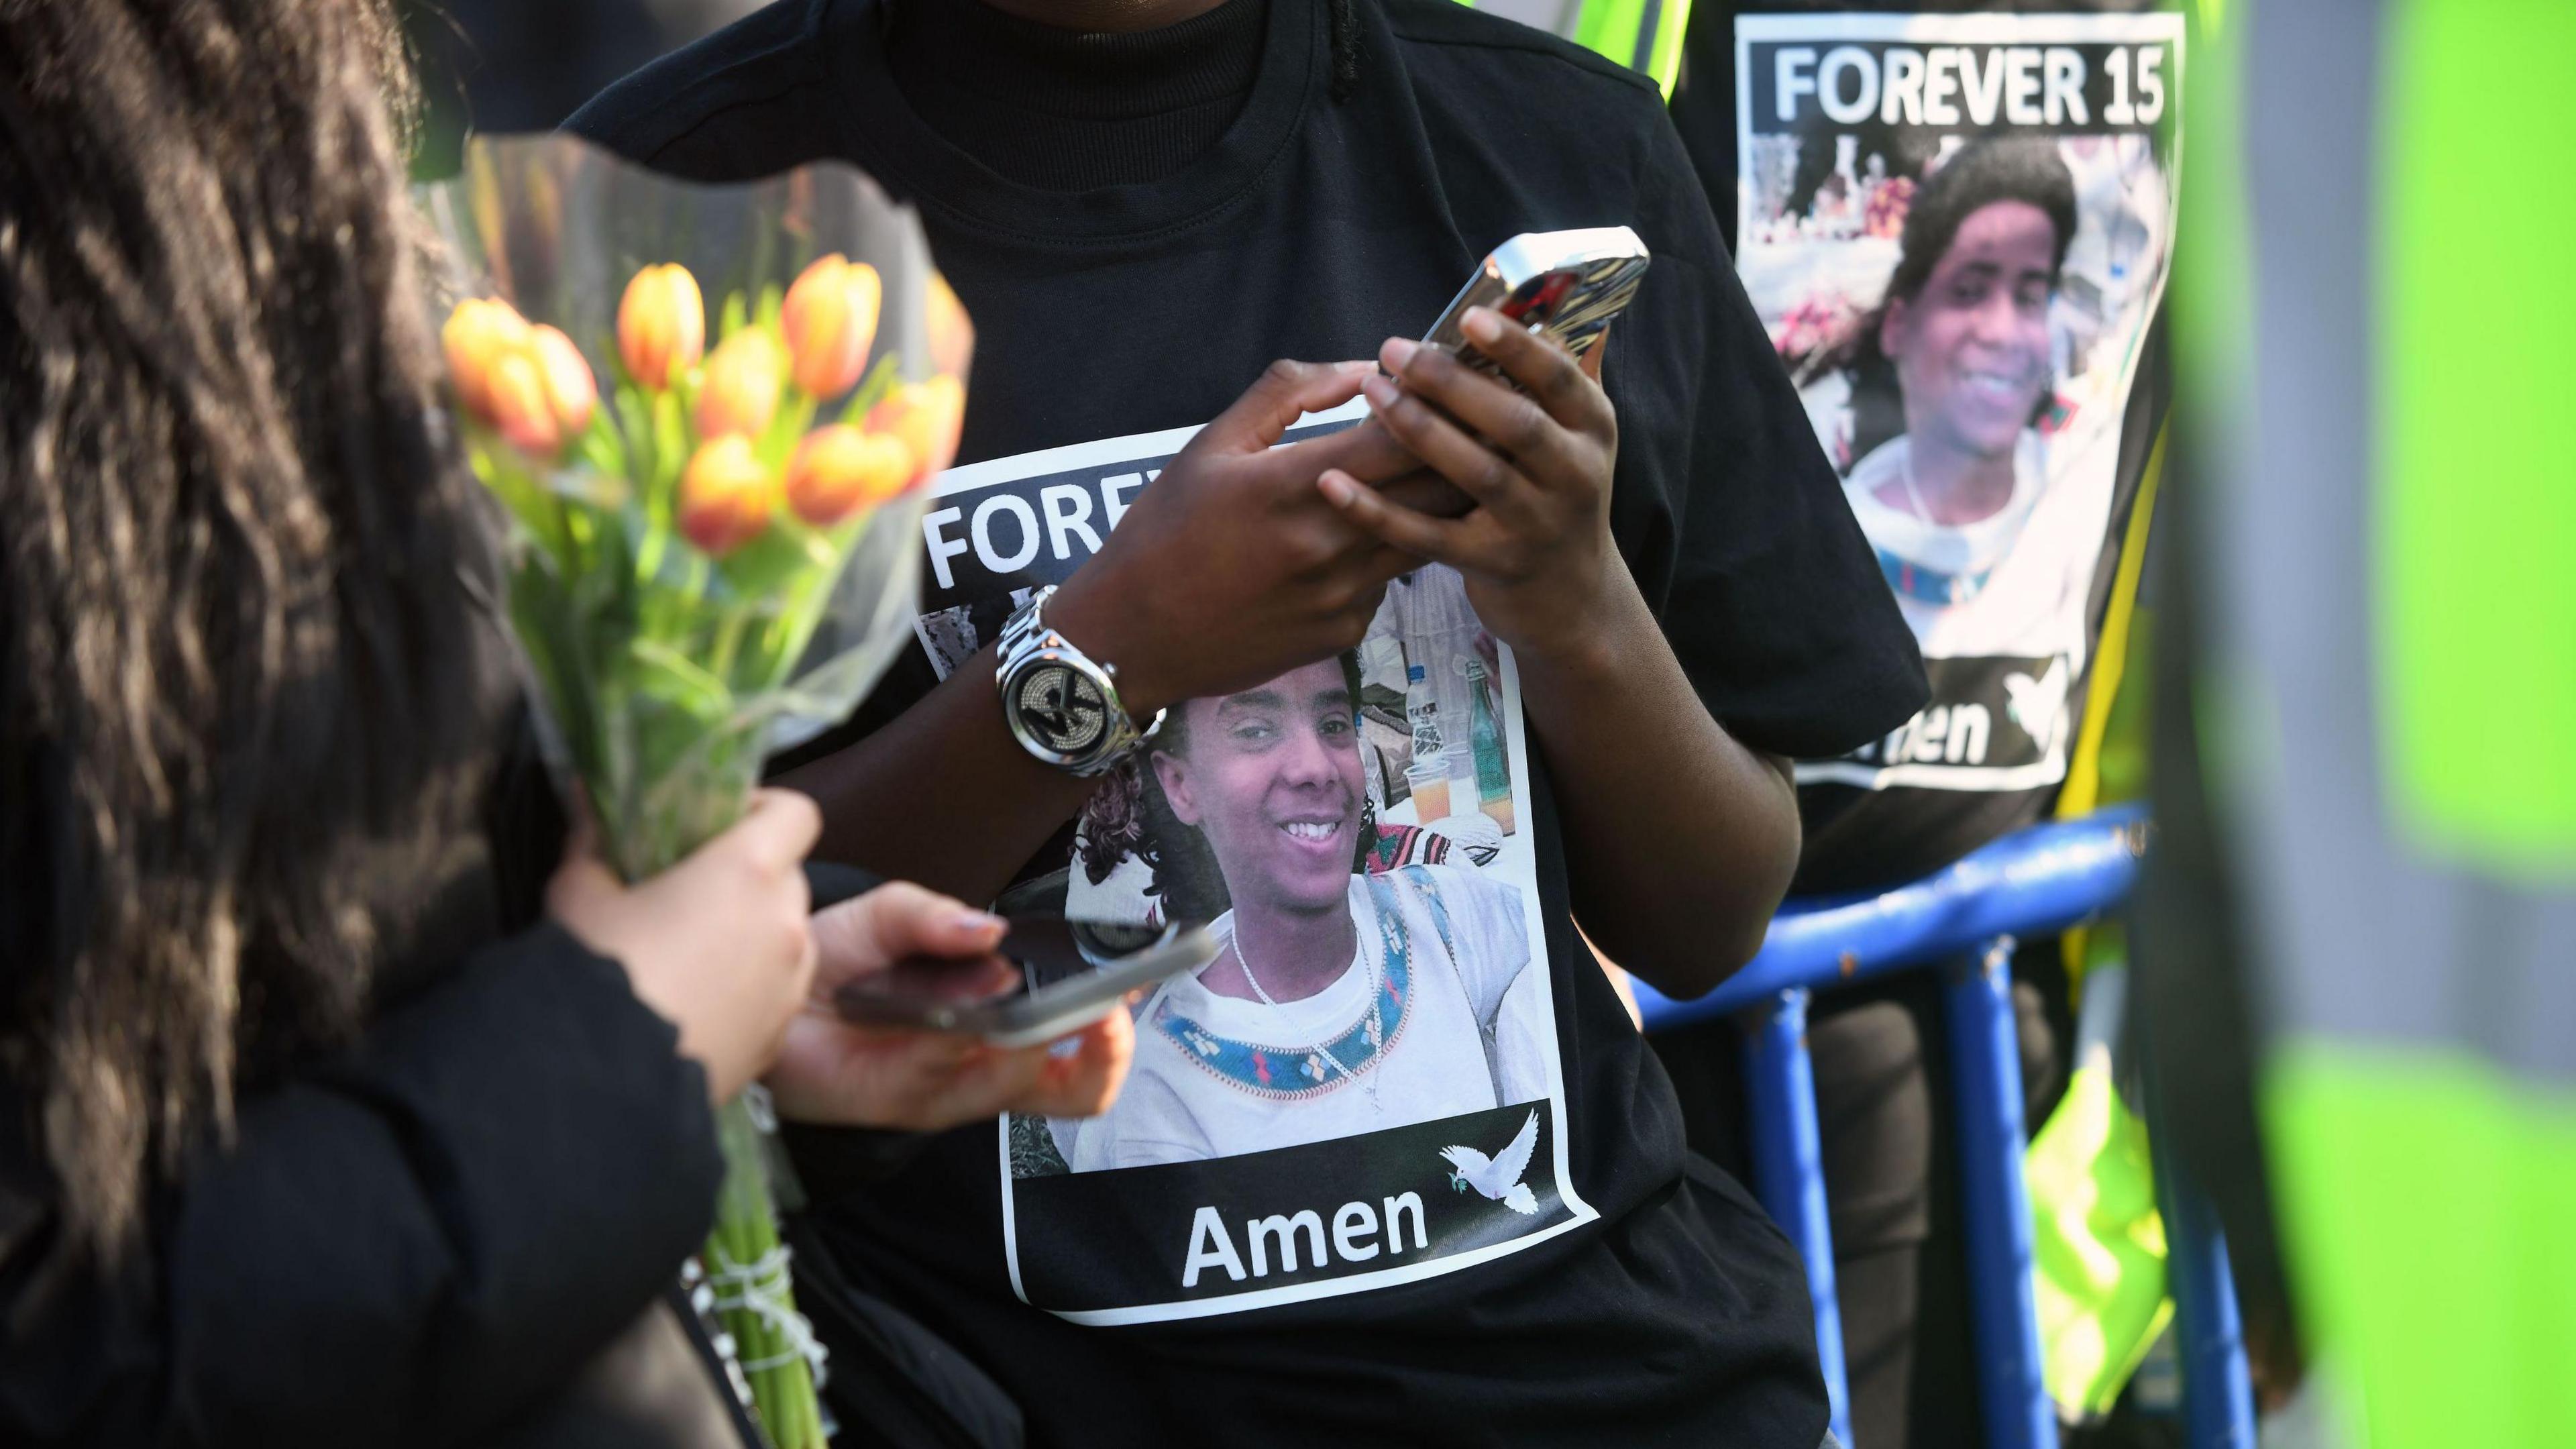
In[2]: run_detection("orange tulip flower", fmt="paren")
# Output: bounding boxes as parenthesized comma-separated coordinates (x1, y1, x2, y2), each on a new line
(527, 325, 598, 439)
(618, 263, 706, 390)
(696, 329, 786, 439)
(442, 297, 533, 424)
(865, 375, 966, 487)
(484, 350, 563, 457)
(678, 435, 778, 557)
(924, 273, 974, 380)
(781, 254, 883, 400)
(786, 425, 914, 526)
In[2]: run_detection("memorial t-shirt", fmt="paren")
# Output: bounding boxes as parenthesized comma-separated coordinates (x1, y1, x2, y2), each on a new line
(572, 1, 1925, 1443)
(1668, 0, 2180, 891)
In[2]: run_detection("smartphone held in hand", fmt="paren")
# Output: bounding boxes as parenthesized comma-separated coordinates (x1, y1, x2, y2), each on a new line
(834, 916, 1217, 1049)
(1420, 226, 1651, 381)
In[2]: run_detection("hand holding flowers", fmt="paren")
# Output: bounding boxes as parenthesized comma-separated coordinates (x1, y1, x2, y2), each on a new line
(429, 138, 972, 1448)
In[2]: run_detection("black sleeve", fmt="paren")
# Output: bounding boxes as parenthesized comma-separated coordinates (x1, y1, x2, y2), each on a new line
(0, 924, 722, 1447)
(1612, 109, 1927, 760)
(1666, 0, 1741, 255)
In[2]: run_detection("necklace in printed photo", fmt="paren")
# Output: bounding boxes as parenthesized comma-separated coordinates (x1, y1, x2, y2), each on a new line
(1232, 929, 1385, 1112)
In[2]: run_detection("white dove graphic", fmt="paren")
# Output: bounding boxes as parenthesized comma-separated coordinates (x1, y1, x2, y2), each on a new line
(2002, 656, 2071, 751)
(1440, 1110, 1541, 1216)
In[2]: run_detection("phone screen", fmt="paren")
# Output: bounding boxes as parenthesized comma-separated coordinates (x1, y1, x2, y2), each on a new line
(833, 916, 1215, 1043)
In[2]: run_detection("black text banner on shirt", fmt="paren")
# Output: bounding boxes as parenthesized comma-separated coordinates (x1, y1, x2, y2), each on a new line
(1006, 1099, 1572, 1320)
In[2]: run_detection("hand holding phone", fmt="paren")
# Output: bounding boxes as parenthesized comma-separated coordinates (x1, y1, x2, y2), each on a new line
(1318, 228, 1647, 664)
(832, 915, 1217, 1049)
(763, 885, 1163, 1133)
(1416, 227, 1650, 386)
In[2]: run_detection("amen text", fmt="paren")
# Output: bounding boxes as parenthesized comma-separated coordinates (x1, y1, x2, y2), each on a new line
(1180, 1193, 1431, 1289)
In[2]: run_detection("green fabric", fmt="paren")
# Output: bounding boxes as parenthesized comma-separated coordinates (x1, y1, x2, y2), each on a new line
(1455, 0, 1690, 96)
(2379, 0, 2576, 873)
(2170, 0, 2266, 868)
(2027, 946, 2172, 1418)
(2169, 3, 2251, 483)
(2167, 1, 2576, 1440)
(2092, 619, 2152, 808)
(2266, 1043, 2576, 1446)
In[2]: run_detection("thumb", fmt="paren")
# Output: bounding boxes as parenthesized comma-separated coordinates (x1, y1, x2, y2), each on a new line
(728, 788, 824, 871)
(811, 881, 1007, 987)
(1201, 359, 1375, 451)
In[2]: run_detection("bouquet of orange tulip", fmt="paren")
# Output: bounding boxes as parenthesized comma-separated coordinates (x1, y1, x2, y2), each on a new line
(425, 137, 968, 1447)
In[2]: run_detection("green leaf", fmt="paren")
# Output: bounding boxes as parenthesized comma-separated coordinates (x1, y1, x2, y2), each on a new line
(838, 353, 904, 428)
(614, 382, 652, 472)
(627, 637, 735, 722)
(718, 513, 838, 600)
(759, 392, 818, 475)
(576, 415, 626, 480)
(718, 289, 748, 344)
(472, 441, 576, 562)
(652, 390, 688, 488)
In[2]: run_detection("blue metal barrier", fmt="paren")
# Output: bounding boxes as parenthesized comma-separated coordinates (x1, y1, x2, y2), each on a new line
(1947, 936, 2058, 1449)
(1635, 805, 2257, 1449)
(1741, 985, 1850, 1443)
(2148, 1059, 2260, 1449)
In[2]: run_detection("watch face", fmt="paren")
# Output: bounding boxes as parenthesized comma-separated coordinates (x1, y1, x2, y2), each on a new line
(1012, 663, 1112, 759)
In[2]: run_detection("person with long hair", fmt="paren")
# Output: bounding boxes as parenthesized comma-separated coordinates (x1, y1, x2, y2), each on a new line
(0, 3, 1128, 1444)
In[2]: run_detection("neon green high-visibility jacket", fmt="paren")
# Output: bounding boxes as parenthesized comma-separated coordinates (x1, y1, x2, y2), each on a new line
(2170, 0, 2576, 1442)
(1452, 0, 1690, 96)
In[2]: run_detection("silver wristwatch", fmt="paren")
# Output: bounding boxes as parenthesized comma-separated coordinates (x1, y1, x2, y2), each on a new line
(994, 586, 1163, 777)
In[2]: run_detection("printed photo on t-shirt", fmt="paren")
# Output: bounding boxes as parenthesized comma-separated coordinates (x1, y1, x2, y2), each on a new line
(1735, 12, 2183, 794)
(910, 402, 1597, 1325)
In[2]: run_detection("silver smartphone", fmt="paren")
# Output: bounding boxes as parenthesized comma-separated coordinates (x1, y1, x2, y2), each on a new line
(831, 916, 1217, 1049)
(1419, 226, 1652, 382)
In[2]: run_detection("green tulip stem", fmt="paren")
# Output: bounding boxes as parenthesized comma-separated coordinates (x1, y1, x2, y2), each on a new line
(708, 605, 753, 687)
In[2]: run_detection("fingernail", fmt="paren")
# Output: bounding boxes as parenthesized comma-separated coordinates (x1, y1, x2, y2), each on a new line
(1318, 471, 1356, 506)
(1462, 309, 1503, 345)
(1379, 336, 1418, 371)
(954, 909, 1006, 936)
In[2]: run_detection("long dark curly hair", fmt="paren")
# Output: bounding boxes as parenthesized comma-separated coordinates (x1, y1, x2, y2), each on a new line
(0, 0, 500, 1258)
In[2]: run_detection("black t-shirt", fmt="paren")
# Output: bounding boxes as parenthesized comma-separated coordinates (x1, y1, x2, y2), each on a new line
(572, 3, 1923, 1444)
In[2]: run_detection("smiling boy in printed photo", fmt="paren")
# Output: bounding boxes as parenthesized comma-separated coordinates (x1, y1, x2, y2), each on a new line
(1056, 651, 1547, 1173)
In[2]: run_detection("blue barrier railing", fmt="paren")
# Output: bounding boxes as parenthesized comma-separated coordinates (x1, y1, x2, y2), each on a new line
(1633, 805, 2255, 1449)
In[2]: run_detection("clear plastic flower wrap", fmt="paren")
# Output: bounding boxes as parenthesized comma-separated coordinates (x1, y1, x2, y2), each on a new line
(421, 134, 971, 1447)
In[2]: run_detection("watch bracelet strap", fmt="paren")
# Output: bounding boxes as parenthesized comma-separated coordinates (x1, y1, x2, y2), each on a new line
(999, 586, 1164, 777)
